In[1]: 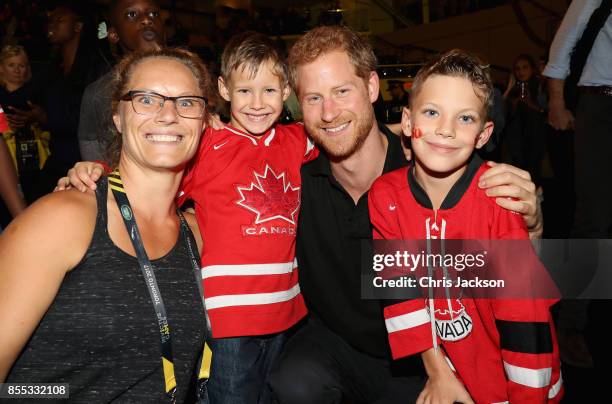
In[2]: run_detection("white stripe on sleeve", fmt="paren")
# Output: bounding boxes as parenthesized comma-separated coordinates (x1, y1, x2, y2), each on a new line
(548, 372, 563, 399)
(385, 308, 431, 333)
(503, 361, 552, 389)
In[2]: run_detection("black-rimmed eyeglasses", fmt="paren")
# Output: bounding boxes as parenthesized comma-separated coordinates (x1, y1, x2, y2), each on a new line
(121, 91, 207, 119)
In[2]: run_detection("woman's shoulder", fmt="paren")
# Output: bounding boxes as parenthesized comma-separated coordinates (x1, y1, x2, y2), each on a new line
(30, 188, 97, 222)
(3, 189, 98, 254)
(0, 188, 100, 278)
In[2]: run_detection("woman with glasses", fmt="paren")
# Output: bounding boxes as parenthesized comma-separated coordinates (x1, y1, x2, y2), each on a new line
(0, 48, 211, 402)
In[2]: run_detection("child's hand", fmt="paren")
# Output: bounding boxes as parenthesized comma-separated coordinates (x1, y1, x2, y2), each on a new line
(54, 162, 104, 192)
(417, 374, 474, 404)
(420, 348, 474, 404)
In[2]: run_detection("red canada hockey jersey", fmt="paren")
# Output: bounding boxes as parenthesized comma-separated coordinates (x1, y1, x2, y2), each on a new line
(368, 156, 562, 403)
(0, 105, 10, 132)
(179, 123, 317, 338)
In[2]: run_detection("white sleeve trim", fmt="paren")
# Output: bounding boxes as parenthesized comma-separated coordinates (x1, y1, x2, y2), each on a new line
(548, 372, 563, 399)
(503, 361, 552, 389)
(385, 308, 430, 333)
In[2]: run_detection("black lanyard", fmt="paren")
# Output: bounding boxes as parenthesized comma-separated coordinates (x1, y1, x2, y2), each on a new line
(108, 170, 207, 402)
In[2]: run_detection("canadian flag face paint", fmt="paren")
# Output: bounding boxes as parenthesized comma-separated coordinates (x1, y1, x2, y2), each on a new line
(411, 127, 423, 139)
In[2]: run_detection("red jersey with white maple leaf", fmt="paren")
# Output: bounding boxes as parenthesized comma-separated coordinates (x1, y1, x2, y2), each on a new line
(179, 123, 317, 338)
(368, 156, 562, 403)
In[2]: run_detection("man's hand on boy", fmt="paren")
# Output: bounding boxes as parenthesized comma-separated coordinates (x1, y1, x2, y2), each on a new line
(54, 161, 104, 192)
(478, 162, 542, 238)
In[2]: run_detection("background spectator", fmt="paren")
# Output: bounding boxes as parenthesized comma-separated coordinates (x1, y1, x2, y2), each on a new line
(502, 53, 547, 187)
(0, 44, 49, 204)
(40, 1, 108, 193)
(78, 0, 164, 161)
(0, 107, 26, 226)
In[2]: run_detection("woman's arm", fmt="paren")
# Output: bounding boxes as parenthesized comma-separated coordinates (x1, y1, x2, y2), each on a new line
(0, 138, 26, 217)
(0, 190, 96, 381)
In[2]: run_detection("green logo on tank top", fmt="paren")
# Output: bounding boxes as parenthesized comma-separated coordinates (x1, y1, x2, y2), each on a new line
(121, 205, 133, 221)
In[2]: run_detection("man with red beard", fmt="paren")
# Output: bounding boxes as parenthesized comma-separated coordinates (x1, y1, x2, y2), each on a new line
(78, 0, 163, 161)
(268, 25, 543, 403)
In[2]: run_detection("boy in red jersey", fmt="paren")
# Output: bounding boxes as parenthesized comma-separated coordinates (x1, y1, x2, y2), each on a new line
(177, 32, 317, 404)
(368, 50, 562, 403)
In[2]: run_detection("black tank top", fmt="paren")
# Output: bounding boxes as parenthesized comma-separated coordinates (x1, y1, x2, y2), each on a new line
(7, 179, 206, 403)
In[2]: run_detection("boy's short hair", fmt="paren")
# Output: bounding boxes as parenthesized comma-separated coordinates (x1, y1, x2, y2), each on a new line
(221, 31, 288, 86)
(287, 25, 377, 91)
(410, 49, 493, 119)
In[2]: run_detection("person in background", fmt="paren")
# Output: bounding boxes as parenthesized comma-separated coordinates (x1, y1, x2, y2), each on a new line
(383, 80, 410, 124)
(0, 47, 211, 401)
(78, 0, 164, 161)
(0, 45, 49, 203)
(544, 0, 611, 238)
(0, 106, 26, 225)
(40, 1, 108, 193)
(502, 54, 547, 188)
(542, 0, 611, 384)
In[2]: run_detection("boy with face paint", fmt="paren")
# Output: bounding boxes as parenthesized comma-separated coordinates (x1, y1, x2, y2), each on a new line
(78, 0, 164, 161)
(369, 50, 562, 403)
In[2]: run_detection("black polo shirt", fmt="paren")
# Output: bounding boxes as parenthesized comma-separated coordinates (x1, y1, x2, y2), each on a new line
(297, 124, 407, 358)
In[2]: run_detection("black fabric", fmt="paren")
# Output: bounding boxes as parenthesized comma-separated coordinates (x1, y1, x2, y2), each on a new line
(407, 153, 483, 209)
(6, 179, 206, 403)
(0, 80, 46, 110)
(269, 318, 423, 404)
(502, 96, 548, 187)
(496, 320, 553, 354)
(41, 44, 109, 188)
(572, 92, 612, 237)
(296, 123, 407, 359)
(565, 0, 612, 109)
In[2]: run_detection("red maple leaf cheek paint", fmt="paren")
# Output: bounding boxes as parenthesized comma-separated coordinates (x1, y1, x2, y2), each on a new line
(411, 127, 423, 139)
